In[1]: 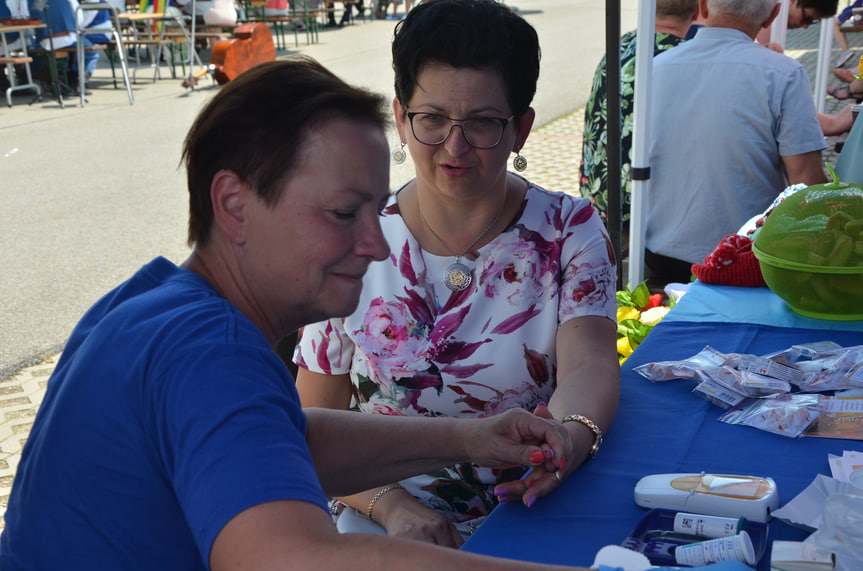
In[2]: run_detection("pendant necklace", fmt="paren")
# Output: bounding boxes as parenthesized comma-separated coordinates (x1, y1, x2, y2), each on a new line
(417, 187, 508, 292)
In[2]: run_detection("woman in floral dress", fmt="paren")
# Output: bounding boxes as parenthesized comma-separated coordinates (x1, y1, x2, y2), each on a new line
(294, 0, 619, 548)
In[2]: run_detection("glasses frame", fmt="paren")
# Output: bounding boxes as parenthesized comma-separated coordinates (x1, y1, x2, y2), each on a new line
(406, 111, 515, 150)
(798, 2, 820, 26)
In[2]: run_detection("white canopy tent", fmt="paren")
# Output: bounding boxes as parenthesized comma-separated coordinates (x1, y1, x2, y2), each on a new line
(624, 0, 834, 288)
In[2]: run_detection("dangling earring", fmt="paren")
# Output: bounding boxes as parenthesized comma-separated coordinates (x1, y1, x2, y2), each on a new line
(512, 151, 527, 172)
(391, 142, 407, 165)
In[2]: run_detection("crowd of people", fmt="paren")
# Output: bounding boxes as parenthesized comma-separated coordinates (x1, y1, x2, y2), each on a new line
(583, 0, 859, 284)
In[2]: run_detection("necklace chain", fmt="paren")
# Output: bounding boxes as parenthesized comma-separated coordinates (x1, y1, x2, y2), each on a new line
(417, 188, 508, 261)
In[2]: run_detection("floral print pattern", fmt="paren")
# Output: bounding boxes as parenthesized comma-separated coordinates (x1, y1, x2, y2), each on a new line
(295, 181, 616, 526)
(579, 31, 685, 223)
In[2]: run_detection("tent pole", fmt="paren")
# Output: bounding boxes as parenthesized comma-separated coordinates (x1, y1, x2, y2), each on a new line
(770, 0, 790, 50)
(814, 16, 832, 113)
(627, 0, 656, 289)
(606, 0, 622, 291)
(187, 0, 197, 87)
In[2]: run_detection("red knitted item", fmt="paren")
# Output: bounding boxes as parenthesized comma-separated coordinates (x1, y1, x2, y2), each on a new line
(691, 234, 767, 287)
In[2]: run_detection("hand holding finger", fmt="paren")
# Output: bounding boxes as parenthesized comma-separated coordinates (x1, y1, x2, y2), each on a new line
(463, 408, 567, 469)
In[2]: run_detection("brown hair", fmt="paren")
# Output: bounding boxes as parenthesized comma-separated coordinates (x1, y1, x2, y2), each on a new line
(182, 56, 389, 247)
(657, 0, 698, 17)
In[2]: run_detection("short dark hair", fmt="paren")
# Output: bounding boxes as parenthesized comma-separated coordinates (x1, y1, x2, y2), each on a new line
(391, 0, 540, 118)
(799, 0, 838, 17)
(182, 56, 389, 247)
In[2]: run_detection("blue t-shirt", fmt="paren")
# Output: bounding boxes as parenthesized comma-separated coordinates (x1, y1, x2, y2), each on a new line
(31, 0, 77, 40)
(0, 257, 328, 569)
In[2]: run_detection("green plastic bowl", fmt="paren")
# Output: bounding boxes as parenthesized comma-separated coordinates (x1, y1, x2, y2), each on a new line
(752, 181, 863, 321)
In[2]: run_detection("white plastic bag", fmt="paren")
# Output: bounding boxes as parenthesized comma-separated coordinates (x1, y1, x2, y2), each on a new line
(807, 492, 863, 571)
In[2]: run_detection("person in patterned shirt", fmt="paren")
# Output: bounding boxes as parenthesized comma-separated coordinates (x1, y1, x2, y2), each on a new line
(579, 0, 699, 253)
(294, 0, 620, 548)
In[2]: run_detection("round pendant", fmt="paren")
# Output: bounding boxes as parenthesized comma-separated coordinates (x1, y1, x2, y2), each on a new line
(391, 147, 406, 165)
(444, 261, 472, 292)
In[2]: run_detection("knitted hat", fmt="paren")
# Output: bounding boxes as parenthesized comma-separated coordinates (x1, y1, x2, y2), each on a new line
(691, 234, 766, 287)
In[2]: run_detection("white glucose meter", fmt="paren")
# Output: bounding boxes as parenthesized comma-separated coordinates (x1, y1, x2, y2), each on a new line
(634, 472, 779, 522)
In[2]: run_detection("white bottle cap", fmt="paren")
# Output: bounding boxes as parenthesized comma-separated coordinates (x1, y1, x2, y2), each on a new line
(738, 530, 757, 566)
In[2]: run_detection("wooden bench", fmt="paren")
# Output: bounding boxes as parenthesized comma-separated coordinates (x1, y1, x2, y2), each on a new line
(0, 55, 33, 65)
(1, 54, 40, 106)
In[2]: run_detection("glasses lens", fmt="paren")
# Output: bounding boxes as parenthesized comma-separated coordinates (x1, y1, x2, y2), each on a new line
(463, 118, 505, 149)
(411, 113, 450, 145)
(410, 113, 505, 149)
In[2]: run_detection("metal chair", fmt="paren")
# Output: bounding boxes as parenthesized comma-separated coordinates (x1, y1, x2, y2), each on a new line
(76, 2, 133, 106)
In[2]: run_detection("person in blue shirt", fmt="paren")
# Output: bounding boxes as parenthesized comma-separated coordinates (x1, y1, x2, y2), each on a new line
(0, 55, 581, 571)
(28, 0, 102, 85)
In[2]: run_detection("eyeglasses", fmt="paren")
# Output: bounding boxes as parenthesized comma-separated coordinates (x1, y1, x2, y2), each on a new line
(799, 4, 819, 26)
(406, 111, 514, 149)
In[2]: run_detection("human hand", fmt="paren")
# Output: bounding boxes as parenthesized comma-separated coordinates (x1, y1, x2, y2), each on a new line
(459, 407, 567, 472)
(835, 103, 856, 133)
(491, 403, 576, 508)
(377, 495, 464, 548)
(765, 42, 783, 53)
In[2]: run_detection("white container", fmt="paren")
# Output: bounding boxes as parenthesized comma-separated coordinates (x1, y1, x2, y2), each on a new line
(673, 512, 747, 539)
(674, 530, 756, 566)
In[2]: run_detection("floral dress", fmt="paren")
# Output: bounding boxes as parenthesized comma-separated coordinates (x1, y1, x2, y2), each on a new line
(579, 31, 686, 224)
(294, 181, 617, 531)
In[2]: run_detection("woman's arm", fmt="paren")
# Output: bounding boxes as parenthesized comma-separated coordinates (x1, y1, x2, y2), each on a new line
(547, 315, 620, 466)
(210, 499, 584, 570)
(295, 368, 353, 409)
(494, 315, 620, 502)
(304, 407, 565, 499)
(295, 368, 474, 547)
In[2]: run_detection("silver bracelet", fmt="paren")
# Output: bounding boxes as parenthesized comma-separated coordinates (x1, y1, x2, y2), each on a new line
(561, 414, 603, 462)
(366, 483, 403, 520)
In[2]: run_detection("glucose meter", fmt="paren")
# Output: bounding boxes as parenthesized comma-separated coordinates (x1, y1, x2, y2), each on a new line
(633, 472, 778, 522)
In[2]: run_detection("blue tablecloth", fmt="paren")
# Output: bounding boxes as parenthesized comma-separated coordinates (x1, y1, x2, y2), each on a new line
(462, 319, 863, 569)
(665, 283, 863, 331)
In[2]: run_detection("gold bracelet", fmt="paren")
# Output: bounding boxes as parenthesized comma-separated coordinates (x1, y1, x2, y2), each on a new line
(366, 484, 403, 520)
(561, 414, 603, 462)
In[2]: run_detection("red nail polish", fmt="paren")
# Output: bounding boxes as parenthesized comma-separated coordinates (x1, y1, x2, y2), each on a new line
(527, 479, 535, 489)
(530, 450, 544, 464)
(560, 456, 566, 473)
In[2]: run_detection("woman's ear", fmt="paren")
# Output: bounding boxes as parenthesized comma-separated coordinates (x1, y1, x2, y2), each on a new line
(393, 97, 408, 144)
(513, 107, 536, 153)
(210, 169, 249, 245)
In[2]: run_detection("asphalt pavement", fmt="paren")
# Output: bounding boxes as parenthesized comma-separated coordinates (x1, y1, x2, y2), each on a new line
(1, 0, 639, 380)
